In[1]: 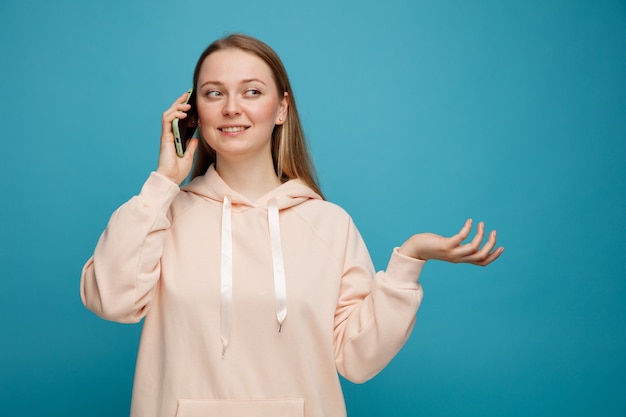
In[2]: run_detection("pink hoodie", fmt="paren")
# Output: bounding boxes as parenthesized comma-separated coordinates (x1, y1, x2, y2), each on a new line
(81, 165, 425, 417)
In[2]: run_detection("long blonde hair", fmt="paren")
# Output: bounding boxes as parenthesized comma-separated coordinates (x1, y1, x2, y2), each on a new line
(189, 34, 323, 199)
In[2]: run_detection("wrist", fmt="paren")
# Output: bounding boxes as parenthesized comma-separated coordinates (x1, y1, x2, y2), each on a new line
(154, 170, 181, 185)
(399, 239, 428, 261)
(156, 167, 182, 185)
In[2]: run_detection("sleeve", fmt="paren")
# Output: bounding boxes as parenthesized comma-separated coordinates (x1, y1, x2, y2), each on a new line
(80, 172, 180, 323)
(333, 219, 425, 383)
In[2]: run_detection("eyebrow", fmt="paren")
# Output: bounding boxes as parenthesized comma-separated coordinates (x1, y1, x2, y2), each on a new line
(200, 78, 268, 88)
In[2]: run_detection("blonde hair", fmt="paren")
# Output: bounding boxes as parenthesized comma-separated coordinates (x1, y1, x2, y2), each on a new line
(190, 34, 324, 199)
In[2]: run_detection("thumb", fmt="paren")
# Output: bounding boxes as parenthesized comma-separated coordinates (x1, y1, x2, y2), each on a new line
(184, 138, 199, 161)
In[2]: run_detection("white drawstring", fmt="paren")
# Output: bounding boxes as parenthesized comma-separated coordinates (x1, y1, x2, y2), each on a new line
(220, 195, 233, 357)
(268, 198, 287, 332)
(219, 196, 288, 357)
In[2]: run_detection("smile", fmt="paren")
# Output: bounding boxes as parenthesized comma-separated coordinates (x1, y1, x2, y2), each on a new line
(219, 126, 250, 133)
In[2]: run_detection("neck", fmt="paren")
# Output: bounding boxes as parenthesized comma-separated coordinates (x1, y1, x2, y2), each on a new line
(214, 155, 282, 201)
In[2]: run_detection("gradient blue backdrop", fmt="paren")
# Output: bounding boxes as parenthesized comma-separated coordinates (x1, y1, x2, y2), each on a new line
(1, 0, 625, 416)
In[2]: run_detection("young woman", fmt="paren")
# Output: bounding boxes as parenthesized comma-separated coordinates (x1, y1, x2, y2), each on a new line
(81, 34, 503, 417)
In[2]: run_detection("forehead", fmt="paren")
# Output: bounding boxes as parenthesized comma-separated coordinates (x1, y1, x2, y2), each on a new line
(198, 48, 275, 85)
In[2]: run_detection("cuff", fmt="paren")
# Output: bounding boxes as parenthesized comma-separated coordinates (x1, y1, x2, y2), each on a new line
(136, 171, 181, 210)
(383, 247, 426, 288)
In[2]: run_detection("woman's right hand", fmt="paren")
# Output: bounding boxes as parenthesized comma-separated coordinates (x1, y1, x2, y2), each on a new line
(156, 91, 199, 184)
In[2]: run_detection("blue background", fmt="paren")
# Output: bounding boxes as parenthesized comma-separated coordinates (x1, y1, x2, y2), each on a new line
(1, 0, 625, 416)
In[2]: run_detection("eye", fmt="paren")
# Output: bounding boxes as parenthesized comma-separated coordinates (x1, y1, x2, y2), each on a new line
(205, 90, 222, 98)
(244, 89, 261, 97)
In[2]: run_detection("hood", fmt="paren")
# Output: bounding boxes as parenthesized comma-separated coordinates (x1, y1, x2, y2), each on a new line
(182, 165, 322, 357)
(182, 164, 322, 211)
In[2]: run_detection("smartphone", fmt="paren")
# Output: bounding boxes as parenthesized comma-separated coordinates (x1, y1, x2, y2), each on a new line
(172, 88, 198, 157)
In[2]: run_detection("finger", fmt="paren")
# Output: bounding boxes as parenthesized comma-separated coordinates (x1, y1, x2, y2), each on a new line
(164, 111, 189, 126)
(163, 107, 191, 123)
(453, 221, 486, 257)
(161, 106, 193, 143)
(460, 229, 497, 262)
(183, 138, 199, 159)
(160, 113, 176, 143)
(448, 218, 473, 247)
(472, 246, 505, 267)
(469, 221, 485, 248)
(174, 91, 193, 111)
(162, 92, 193, 121)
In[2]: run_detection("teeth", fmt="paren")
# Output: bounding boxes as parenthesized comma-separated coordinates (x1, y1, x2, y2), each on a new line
(221, 126, 247, 133)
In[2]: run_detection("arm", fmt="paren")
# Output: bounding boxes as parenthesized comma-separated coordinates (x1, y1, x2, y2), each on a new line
(333, 220, 425, 383)
(80, 92, 199, 323)
(80, 172, 180, 323)
(333, 219, 503, 383)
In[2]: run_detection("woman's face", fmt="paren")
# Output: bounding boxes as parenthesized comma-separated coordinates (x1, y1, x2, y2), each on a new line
(196, 48, 288, 163)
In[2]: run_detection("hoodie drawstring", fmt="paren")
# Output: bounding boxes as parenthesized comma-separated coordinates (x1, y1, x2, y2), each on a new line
(219, 196, 288, 357)
(220, 195, 233, 357)
(268, 198, 287, 332)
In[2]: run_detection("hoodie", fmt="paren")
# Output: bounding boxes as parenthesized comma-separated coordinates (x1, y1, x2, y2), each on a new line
(81, 165, 425, 417)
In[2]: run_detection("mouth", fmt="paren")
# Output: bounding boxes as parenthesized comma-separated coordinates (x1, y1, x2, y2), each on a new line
(218, 125, 250, 133)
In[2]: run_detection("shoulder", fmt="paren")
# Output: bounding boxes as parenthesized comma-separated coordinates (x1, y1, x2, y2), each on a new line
(169, 188, 213, 219)
(288, 199, 358, 243)
(296, 198, 352, 221)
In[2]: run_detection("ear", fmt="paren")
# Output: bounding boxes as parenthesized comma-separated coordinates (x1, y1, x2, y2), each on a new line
(276, 92, 289, 125)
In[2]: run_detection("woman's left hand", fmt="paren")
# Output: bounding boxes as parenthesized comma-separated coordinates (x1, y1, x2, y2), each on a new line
(399, 219, 504, 266)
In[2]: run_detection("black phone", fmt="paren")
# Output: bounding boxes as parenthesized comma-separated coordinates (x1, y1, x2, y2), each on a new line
(172, 89, 198, 157)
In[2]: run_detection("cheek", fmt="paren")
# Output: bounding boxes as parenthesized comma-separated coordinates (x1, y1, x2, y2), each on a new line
(249, 101, 280, 123)
(195, 107, 217, 142)
(197, 104, 219, 124)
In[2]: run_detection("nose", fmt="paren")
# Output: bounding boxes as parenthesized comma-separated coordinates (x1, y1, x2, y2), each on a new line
(223, 96, 241, 117)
